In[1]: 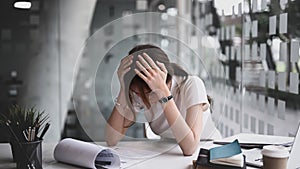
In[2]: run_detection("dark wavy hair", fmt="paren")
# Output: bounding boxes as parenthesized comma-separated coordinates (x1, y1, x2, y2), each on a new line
(123, 44, 188, 127)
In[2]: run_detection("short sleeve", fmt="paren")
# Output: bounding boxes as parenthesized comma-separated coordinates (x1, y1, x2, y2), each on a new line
(181, 76, 209, 110)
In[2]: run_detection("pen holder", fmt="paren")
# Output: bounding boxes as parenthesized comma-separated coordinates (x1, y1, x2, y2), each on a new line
(11, 140, 43, 169)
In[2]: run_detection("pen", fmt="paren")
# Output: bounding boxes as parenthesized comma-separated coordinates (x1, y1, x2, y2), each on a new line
(23, 130, 29, 141)
(39, 123, 50, 140)
(6, 121, 20, 143)
(255, 158, 262, 162)
(28, 127, 32, 142)
(35, 124, 40, 139)
(31, 127, 36, 141)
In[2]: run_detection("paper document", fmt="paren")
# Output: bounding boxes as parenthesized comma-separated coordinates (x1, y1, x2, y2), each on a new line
(54, 138, 120, 169)
(210, 153, 244, 167)
(242, 148, 263, 168)
(114, 147, 160, 168)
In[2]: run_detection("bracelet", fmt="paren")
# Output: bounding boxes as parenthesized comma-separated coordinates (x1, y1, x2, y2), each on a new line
(114, 98, 129, 110)
(114, 98, 121, 106)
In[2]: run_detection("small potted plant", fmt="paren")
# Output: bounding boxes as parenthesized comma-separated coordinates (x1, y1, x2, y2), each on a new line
(0, 105, 50, 169)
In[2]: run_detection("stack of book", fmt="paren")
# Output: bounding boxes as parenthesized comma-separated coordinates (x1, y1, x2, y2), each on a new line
(193, 140, 246, 169)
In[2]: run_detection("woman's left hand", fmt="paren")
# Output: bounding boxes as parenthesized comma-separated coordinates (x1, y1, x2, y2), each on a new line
(134, 53, 169, 93)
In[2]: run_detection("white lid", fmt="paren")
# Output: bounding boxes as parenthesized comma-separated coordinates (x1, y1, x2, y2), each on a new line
(261, 145, 290, 158)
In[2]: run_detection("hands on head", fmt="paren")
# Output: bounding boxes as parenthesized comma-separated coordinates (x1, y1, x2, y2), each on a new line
(134, 53, 168, 92)
(117, 55, 133, 90)
(108, 45, 206, 156)
(106, 49, 172, 146)
(118, 52, 170, 104)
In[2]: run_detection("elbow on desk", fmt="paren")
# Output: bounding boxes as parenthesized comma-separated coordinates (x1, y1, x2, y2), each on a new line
(105, 125, 122, 146)
(182, 146, 197, 156)
(104, 131, 118, 146)
(105, 136, 119, 146)
(182, 149, 195, 156)
(105, 138, 118, 146)
(180, 139, 199, 156)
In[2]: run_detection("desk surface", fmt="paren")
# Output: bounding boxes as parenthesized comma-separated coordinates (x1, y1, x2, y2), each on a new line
(0, 139, 262, 169)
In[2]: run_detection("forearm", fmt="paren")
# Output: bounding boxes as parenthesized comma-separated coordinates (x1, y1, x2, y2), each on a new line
(105, 90, 132, 146)
(163, 100, 201, 155)
(160, 88, 202, 155)
(105, 107, 126, 146)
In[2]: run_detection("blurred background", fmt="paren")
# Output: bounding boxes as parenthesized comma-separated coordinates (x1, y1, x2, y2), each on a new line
(0, 0, 299, 143)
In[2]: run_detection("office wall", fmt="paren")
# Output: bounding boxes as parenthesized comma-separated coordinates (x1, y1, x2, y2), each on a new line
(0, 0, 96, 142)
(0, 0, 62, 142)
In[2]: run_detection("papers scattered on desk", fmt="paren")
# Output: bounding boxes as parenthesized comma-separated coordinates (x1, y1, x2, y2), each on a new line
(242, 148, 263, 168)
(54, 138, 120, 169)
(114, 147, 159, 168)
(111, 139, 177, 168)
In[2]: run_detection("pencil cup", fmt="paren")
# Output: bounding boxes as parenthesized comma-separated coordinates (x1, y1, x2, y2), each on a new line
(13, 140, 43, 169)
(261, 145, 289, 169)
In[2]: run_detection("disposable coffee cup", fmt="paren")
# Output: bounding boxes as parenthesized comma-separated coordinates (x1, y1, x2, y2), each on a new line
(261, 145, 289, 169)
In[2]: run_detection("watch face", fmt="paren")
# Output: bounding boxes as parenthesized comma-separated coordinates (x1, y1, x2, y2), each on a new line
(159, 97, 167, 103)
(162, 98, 168, 103)
(159, 95, 173, 103)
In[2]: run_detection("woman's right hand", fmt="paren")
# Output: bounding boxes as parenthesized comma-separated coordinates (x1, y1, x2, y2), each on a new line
(117, 55, 133, 89)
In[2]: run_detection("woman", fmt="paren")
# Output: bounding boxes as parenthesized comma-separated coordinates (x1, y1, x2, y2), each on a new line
(105, 44, 221, 156)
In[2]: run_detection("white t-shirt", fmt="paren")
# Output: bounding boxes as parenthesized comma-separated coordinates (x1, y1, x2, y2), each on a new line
(148, 75, 221, 140)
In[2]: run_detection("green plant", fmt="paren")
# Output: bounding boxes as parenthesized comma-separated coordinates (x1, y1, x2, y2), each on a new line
(0, 105, 49, 142)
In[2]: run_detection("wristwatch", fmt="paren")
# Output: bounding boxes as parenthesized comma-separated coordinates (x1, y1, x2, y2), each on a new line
(159, 95, 173, 103)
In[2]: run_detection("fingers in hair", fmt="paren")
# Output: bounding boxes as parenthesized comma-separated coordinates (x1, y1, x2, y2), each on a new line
(142, 53, 159, 69)
(156, 61, 167, 73)
(134, 68, 147, 82)
(136, 60, 151, 77)
(137, 55, 151, 70)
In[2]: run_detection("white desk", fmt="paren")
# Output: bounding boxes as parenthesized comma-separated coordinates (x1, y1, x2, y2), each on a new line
(1, 140, 195, 169)
(2, 134, 293, 169)
(0, 140, 259, 169)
